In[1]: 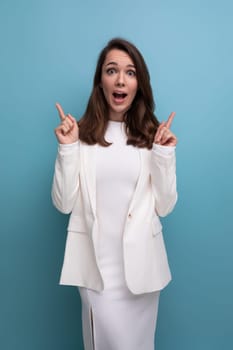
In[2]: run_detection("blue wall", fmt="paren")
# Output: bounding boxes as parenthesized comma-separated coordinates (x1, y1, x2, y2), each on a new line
(1, 0, 233, 349)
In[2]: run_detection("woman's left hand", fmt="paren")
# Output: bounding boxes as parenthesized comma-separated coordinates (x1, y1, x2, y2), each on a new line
(154, 112, 178, 146)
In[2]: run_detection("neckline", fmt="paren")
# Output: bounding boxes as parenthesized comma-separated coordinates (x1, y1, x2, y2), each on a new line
(108, 119, 124, 123)
(107, 120, 125, 128)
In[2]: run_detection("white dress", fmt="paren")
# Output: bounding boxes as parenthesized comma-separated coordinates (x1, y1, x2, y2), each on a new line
(79, 121, 160, 350)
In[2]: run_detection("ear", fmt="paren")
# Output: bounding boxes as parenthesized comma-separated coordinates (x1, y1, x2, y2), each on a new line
(99, 82, 103, 88)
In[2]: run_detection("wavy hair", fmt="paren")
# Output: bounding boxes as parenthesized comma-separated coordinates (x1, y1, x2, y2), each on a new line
(78, 38, 159, 149)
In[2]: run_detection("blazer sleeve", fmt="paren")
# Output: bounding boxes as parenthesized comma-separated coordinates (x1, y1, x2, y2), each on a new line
(51, 141, 80, 214)
(151, 144, 178, 217)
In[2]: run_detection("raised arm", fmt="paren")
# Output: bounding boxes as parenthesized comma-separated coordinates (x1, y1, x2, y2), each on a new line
(151, 112, 178, 217)
(51, 103, 80, 214)
(54, 103, 79, 144)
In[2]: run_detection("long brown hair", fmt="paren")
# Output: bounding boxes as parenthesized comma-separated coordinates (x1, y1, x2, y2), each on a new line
(79, 38, 159, 149)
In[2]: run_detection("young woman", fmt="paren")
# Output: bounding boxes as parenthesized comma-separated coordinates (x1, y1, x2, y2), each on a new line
(52, 37, 177, 350)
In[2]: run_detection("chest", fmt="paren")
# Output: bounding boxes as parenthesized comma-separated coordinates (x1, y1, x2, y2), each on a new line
(96, 143, 140, 186)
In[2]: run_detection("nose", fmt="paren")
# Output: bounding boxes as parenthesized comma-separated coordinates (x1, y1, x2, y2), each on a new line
(115, 71, 125, 87)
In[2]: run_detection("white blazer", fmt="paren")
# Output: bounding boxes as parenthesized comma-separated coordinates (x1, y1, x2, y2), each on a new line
(52, 141, 177, 294)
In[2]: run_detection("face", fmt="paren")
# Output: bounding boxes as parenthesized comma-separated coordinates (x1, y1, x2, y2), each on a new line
(101, 49, 138, 121)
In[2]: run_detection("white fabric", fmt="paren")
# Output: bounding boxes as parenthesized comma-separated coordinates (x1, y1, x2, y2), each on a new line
(52, 122, 177, 293)
(96, 121, 140, 289)
(79, 286, 160, 350)
(79, 121, 160, 350)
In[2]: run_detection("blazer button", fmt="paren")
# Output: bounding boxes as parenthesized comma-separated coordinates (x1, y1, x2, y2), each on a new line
(128, 213, 132, 218)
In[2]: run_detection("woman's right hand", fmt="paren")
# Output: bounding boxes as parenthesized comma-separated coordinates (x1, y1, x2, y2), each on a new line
(54, 103, 79, 144)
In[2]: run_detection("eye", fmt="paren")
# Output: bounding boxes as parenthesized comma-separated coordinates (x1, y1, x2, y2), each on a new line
(127, 70, 136, 77)
(106, 68, 116, 75)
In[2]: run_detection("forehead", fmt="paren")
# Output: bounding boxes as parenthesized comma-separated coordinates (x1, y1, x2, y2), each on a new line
(103, 49, 135, 66)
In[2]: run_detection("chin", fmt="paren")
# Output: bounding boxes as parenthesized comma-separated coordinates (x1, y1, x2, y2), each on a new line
(112, 105, 129, 115)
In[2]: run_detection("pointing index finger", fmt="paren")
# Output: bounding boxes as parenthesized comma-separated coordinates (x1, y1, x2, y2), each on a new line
(165, 112, 176, 129)
(55, 103, 66, 121)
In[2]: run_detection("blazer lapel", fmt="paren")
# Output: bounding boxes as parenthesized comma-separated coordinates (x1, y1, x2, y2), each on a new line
(81, 145, 150, 217)
(128, 148, 149, 212)
(82, 143, 97, 215)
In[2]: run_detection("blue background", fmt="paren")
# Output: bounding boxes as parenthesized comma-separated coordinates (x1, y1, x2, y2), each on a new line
(1, 0, 233, 349)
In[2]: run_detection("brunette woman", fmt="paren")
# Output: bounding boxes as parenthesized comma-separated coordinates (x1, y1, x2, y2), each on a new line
(52, 37, 177, 350)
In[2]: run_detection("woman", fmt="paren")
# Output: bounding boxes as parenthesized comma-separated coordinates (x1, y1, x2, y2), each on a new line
(52, 37, 177, 350)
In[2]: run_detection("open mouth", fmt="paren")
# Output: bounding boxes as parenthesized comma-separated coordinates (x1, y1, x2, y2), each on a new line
(113, 92, 127, 99)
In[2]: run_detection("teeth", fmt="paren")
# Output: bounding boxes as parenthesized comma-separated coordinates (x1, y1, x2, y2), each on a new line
(113, 93, 126, 98)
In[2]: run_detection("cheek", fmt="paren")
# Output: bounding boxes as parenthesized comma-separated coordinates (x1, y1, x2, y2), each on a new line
(130, 82, 138, 99)
(102, 88, 110, 103)
(101, 79, 112, 96)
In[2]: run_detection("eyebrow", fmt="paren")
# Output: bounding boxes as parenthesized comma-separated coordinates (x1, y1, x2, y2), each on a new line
(105, 61, 136, 68)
